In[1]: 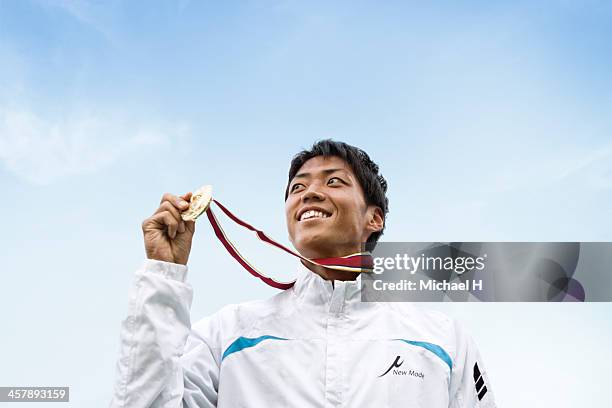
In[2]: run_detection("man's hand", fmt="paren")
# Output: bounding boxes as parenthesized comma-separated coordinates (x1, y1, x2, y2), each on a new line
(142, 192, 196, 265)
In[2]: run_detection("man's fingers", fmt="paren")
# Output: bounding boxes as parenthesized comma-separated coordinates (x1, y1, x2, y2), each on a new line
(149, 211, 179, 239)
(160, 192, 190, 212)
(155, 192, 197, 236)
(154, 201, 186, 233)
(178, 192, 194, 233)
(160, 192, 176, 205)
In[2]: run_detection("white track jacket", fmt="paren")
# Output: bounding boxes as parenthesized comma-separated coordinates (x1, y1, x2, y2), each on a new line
(110, 259, 497, 407)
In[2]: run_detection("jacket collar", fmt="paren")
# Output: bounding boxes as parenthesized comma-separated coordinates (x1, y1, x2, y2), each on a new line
(292, 262, 363, 312)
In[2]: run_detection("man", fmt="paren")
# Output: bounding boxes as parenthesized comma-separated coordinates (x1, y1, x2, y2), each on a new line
(111, 140, 497, 407)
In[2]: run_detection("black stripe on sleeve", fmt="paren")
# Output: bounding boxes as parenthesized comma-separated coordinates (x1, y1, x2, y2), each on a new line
(473, 362, 481, 381)
(475, 376, 484, 392)
(477, 385, 488, 400)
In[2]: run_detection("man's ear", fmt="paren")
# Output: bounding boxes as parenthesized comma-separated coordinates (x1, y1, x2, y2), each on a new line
(366, 206, 384, 235)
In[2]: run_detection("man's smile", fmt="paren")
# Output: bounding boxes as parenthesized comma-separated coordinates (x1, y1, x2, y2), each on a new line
(297, 206, 333, 222)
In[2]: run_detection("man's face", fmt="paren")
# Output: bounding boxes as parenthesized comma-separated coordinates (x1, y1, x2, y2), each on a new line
(285, 156, 383, 259)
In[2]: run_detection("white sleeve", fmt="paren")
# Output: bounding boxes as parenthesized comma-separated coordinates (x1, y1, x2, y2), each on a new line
(110, 260, 219, 408)
(449, 319, 497, 408)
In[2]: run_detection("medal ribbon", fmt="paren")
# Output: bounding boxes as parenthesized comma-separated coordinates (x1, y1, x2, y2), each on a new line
(204, 199, 373, 290)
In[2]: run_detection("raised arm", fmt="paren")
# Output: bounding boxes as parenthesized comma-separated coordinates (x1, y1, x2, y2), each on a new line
(110, 192, 219, 407)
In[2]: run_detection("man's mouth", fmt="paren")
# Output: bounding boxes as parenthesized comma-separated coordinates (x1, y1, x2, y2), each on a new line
(299, 209, 332, 222)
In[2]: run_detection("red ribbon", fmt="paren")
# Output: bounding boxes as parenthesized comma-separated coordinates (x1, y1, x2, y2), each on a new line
(205, 199, 373, 290)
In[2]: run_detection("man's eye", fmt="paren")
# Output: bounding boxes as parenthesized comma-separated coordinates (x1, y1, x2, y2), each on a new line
(291, 183, 304, 192)
(328, 177, 343, 185)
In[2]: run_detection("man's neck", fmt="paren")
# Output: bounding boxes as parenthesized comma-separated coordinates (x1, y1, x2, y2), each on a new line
(298, 243, 367, 282)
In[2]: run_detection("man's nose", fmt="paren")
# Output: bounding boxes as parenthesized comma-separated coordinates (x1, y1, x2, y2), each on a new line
(302, 185, 325, 202)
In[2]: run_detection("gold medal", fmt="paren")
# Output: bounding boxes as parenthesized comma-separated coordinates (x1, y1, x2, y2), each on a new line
(181, 185, 213, 221)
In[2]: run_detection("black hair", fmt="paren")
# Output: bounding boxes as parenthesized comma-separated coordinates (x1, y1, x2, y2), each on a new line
(285, 139, 389, 245)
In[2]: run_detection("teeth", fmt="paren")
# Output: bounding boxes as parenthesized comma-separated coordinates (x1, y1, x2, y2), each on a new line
(300, 210, 330, 221)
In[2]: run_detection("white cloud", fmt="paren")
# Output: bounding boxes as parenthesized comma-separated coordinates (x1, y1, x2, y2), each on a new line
(0, 108, 189, 185)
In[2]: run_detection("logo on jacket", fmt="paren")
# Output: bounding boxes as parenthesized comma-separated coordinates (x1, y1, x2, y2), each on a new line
(473, 362, 488, 400)
(378, 356, 425, 379)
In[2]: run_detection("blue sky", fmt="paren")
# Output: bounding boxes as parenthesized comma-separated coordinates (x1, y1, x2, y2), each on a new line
(1, 1, 612, 406)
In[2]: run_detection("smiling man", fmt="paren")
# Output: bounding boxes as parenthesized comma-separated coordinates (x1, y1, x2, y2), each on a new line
(111, 140, 497, 407)
(285, 153, 384, 281)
